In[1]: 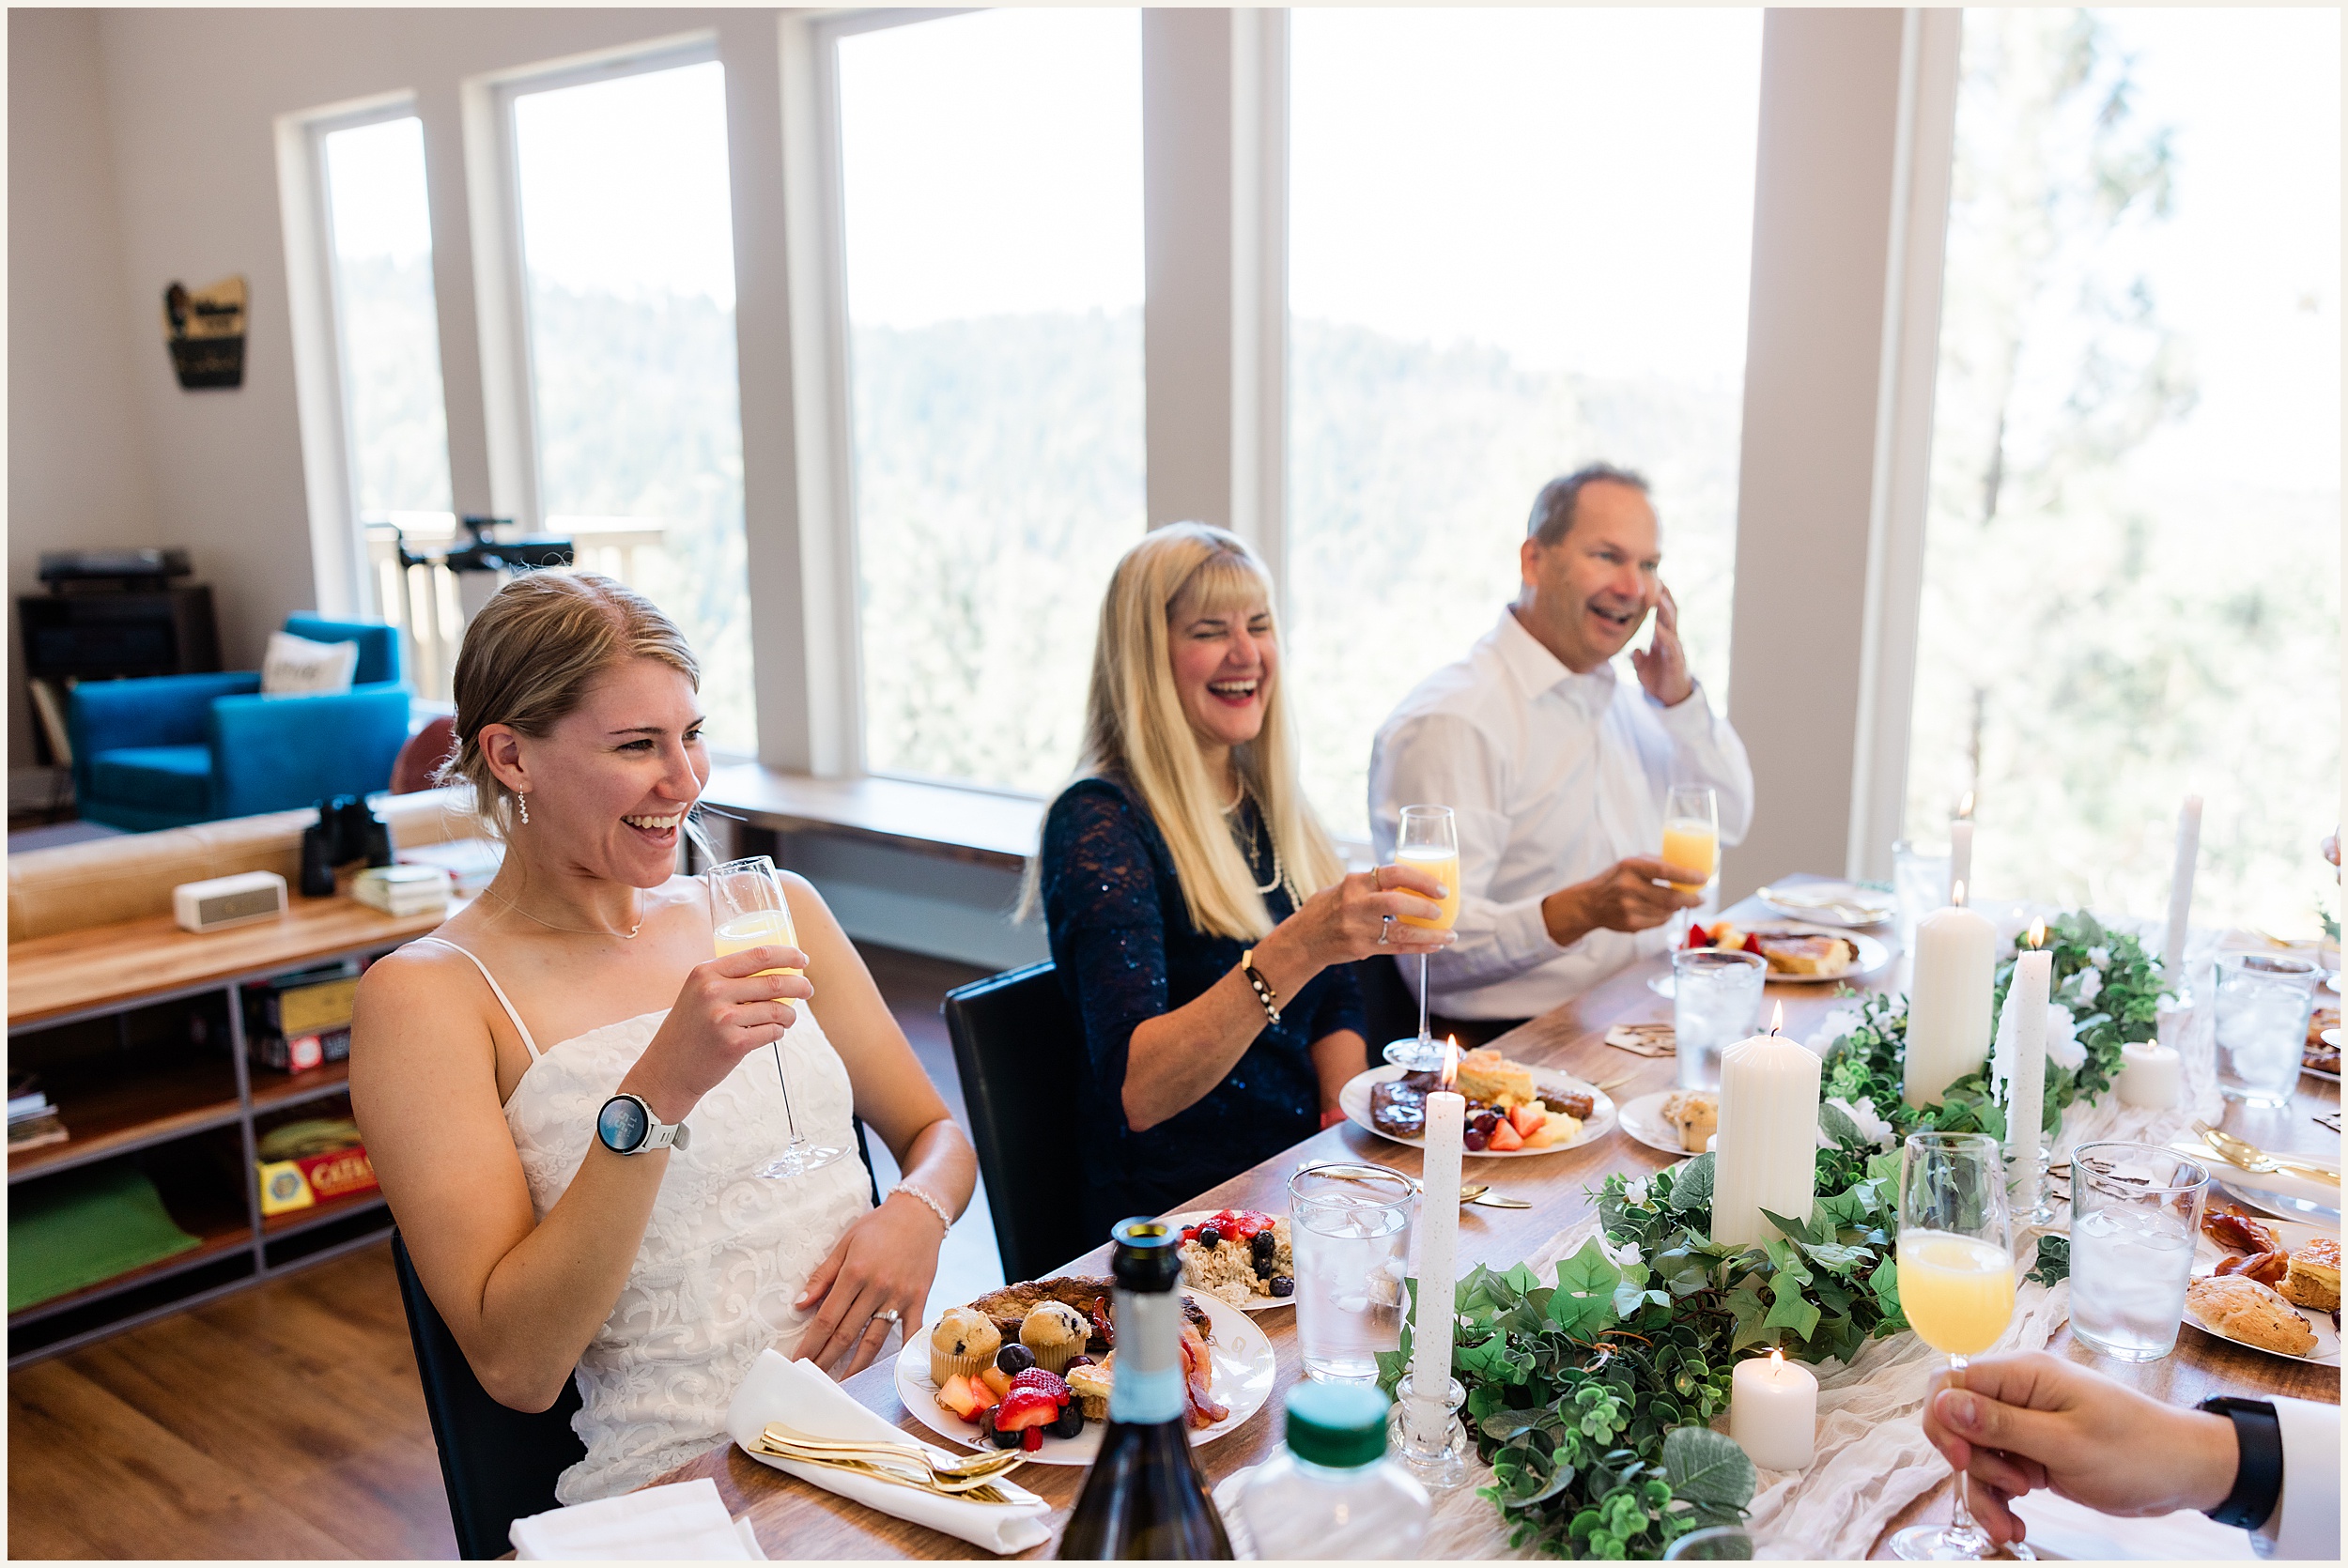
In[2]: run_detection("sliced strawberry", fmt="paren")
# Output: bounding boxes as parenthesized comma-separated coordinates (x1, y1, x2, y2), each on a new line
(1683, 921, 1712, 949)
(1507, 1102, 1546, 1139)
(1487, 1118, 1525, 1152)
(996, 1387, 1061, 1432)
(1741, 932, 1764, 955)
(1022, 1424, 1044, 1452)
(1181, 1226, 1199, 1242)
(1007, 1368, 1071, 1406)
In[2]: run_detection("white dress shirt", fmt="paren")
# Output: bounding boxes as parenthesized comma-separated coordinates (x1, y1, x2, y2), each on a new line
(2255, 1396, 2340, 1560)
(1367, 606, 1753, 1020)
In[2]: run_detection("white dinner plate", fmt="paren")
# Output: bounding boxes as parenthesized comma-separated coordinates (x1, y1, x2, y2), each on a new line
(1647, 923, 1894, 997)
(1617, 1089, 1707, 1158)
(1755, 881, 1894, 928)
(1337, 1064, 1616, 1158)
(2185, 1216, 2341, 1367)
(895, 1289, 1274, 1466)
(1158, 1210, 1292, 1313)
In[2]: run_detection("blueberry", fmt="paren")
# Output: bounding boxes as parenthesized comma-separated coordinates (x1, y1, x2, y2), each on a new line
(991, 1421, 1023, 1450)
(996, 1343, 1037, 1376)
(1250, 1230, 1274, 1263)
(1052, 1401, 1085, 1439)
(1269, 1275, 1294, 1298)
(1197, 1225, 1220, 1250)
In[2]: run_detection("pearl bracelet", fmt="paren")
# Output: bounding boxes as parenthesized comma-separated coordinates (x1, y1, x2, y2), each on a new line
(889, 1180, 954, 1235)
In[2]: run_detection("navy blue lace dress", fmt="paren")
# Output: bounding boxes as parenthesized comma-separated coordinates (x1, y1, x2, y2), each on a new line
(1040, 776, 1367, 1239)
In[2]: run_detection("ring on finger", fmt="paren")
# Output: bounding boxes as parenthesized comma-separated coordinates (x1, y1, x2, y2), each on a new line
(1369, 865, 1383, 892)
(1378, 915, 1394, 945)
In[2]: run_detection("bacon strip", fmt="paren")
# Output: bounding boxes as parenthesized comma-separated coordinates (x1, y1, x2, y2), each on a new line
(1179, 1325, 1228, 1428)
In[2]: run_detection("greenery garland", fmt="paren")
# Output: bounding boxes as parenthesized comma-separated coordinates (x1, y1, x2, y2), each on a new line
(1363, 909, 2161, 1560)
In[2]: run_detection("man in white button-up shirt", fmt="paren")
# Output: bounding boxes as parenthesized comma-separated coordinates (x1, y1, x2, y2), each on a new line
(1368, 465, 1753, 1037)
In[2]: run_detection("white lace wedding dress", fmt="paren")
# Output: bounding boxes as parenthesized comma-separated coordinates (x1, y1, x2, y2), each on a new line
(415, 937, 874, 1503)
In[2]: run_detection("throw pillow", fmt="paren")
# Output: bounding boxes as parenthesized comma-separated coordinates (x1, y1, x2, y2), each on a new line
(260, 630, 360, 696)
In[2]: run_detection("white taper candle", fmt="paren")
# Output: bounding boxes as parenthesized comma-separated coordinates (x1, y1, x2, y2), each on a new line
(1413, 1064, 1464, 1427)
(2005, 937, 2051, 1214)
(2161, 794, 2202, 986)
(1949, 818, 1974, 906)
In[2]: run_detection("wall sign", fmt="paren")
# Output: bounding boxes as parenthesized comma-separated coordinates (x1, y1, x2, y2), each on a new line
(162, 275, 246, 389)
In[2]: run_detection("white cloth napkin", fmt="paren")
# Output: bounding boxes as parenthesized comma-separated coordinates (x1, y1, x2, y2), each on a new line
(509, 1476, 765, 1560)
(2010, 1490, 2254, 1560)
(722, 1349, 1053, 1555)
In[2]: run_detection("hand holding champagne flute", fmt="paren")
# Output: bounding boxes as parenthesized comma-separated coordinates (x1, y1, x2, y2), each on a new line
(707, 855, 841, 1179)
(1892, 1131, 2029, 1562)
(1383, 806, 1460, 1071)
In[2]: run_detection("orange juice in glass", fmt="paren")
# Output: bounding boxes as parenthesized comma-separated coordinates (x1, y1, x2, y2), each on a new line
(1661, 784, 1718, 894)
(1382, 806, 1458, 1071)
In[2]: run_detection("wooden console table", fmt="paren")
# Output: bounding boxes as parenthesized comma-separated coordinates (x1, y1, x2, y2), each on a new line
(7, 894, 444, 1366)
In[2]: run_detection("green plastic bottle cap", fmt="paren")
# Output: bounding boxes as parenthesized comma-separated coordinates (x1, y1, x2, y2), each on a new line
(1283, 1381, 1390, 1468)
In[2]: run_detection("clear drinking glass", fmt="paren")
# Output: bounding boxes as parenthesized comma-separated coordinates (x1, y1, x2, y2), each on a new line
(1672, 948, 1767, 1091)
(1664, 1526, 1754, 1560)
(1661, 784, 1720, 945)
(2069, 1142, 2208, 1362)
(706, 855, 842, 1179)
(1382, 806, 1460, 1073)
(1288, 1162, 1414, 1384)
(1892, 839, 1952, 956)
(2212, 953, 2319, 1107)
(1891, 1132, 2028, 1563)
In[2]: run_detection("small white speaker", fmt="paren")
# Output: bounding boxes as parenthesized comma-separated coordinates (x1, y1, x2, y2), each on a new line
(173, 870, 289, 933)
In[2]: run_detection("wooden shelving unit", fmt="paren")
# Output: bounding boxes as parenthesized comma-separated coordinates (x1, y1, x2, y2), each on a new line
(8, 895, 443, 1367)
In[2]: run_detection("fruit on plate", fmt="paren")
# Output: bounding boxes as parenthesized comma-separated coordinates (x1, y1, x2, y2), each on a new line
(936, 1373, 994, 1422)
(1507, 1103, 1545, 1139)
(996, 1343, 1037, 1376)
(981, 1364, 1013, 1399)
(1487, 1118, 1524, 1152)
(996, 1387, 1064, 1452)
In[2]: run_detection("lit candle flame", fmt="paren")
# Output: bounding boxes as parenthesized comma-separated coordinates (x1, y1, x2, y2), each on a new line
(1769, 1002, 1784, 1036)
(2027, 918, 2047, 949)
(1440, 1035, 1460, 1094)
(1952, 878, 1968, 908)
(1956, 792, 1975, 820)
(1769, 1347, 1785, 1371)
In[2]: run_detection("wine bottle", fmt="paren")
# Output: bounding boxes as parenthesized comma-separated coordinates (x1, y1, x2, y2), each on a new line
(1057, 1219, 1234, 1560)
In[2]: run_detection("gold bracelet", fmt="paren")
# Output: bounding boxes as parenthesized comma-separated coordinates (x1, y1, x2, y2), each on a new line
(1239, 947, 1282, 1026)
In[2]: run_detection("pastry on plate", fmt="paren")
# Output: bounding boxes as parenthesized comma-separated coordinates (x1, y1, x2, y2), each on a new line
(1065, 1360, 1114, 1422)
(2279, 1236, 2341, 1313)
(928, 1306, 1001, 1385)
(2186, 1273, 2317, 1356)
(1455, 1048, 1537, 1109)
(1019, 1301, 1091, 1375)
(1753, 932, 1855, 977)
(1661, 1089, 1719, 1154)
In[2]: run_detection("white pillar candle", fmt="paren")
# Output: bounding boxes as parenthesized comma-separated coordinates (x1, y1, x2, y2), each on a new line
(2116, 1041, 2184, 1110)
(1949, 818, 1974, 906)
(1710, 1024, 1821, 1249)
(2004, 937, 2052, 1215)
(1412, 1047, 1464, 1427)
(1907, 897, 1996, 1107)
(2161, 794, 2202, 987)
(1729, 1349, 1817, 1471)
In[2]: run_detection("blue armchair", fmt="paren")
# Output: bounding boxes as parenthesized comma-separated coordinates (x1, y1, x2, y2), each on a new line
(69, 615, 410, 832)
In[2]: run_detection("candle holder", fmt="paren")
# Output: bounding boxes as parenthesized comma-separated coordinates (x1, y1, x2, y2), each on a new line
(1389, 1370, 1470, 1492)
(2025, 1145, 2059, 1226)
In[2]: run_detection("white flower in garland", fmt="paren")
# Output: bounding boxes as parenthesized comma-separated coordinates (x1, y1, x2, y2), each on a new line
(2087, 945, 2111, 971)
(1821, 1094, 1896, 1150)
(1995, 994, 2085, 1093)
(1805, 1003, 1865, 1054)
(1599, 1236, 1643, 1270)
(1624, 1176, 1650, 1209)
(2074, 967, 2104, 1007)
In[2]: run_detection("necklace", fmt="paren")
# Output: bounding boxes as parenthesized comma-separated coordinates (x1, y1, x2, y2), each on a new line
(1231, 793, 1285, 896)
(483, 884, 643, 940)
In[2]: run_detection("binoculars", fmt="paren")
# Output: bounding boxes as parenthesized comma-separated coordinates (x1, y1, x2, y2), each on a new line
(300, 795, 394, 897)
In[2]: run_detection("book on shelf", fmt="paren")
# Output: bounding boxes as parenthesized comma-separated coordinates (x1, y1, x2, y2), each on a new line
(8, 1108, 70, 1151)
(9, 1089, 52, 1122)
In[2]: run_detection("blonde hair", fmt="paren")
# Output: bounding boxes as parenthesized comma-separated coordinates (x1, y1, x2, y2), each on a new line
(439, 571, 699, 839)
(1031, 524, 1345, 941)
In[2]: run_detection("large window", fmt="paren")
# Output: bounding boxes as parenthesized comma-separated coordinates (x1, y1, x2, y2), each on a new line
(1285, 8, 1763, 841)
(511, 56, 756, 750)
(1908, 8, 2340, 933)
(322, 114, 456, 595)
(835, 9, 1145, 796)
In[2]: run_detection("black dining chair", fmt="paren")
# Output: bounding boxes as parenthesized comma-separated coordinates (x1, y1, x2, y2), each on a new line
(943, 960, 1102, 1283)
(390, 1229, 585, 1560)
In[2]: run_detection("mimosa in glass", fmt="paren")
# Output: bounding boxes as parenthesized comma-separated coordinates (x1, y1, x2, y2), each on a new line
(1891, 1131, 2031, 1562)
(1383, 806, 1459, 1072)
(706, 855, 841, 1179)
(1661, 783, 1718, 894)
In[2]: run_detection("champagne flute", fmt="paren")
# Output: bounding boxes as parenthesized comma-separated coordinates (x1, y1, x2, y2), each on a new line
(1381, 805, 1460, 1072)
(1891, 1131, 2030, 1562)
(707, 855, 842, 1180)
(1661, 783, 1719, 945)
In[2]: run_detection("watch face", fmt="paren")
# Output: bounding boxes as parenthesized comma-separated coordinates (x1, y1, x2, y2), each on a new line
(598, 1095, 650, 1153)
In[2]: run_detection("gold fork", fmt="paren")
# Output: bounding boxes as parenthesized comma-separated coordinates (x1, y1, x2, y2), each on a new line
(760, 1446, 1027, 1503)
(2195, 1122, 2340, 1186)
(761, 1423, 1027, 1484)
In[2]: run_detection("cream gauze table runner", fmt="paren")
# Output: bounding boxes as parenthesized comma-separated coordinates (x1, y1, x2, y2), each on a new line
(1343, 916, 2235, 1560)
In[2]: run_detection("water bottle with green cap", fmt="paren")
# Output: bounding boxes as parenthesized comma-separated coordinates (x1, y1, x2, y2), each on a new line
(1237, 1381, 1431, 1559)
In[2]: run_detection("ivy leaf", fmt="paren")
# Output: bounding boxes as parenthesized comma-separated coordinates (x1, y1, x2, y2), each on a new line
(1481, 1406, 1548, 1441)
(1612, 1277, 1652, 1320)
(1723, 1282, 1772, 1349)
(1817, 1099, 1866, 1150)
(1548, 1239, 1623, 1338)
(1652, 1242, 1715, 1299)
(1661, 1425, 1757, 1512)
(2026, 1235, 2071, 1287)
(1670, 1153, 1716, 1213)
(1763, 1273, 1823, 1340)
(1800, 1239, 1873, 1272)
(1868, 1253, 1904, 1321)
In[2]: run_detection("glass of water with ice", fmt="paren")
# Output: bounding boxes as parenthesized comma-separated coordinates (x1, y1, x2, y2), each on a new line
(2212, 953, 2318, 1108)
(1288, 1162, 1414, 1384)
(1672, 949, 1767, 1092)
(2068, 1141, 2209, 1362)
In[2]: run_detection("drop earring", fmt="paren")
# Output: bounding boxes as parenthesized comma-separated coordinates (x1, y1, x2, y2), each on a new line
(517, 792, 530, 825)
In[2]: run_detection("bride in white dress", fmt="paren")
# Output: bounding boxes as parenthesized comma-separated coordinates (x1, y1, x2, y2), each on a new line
(351, 572, 976, 1503)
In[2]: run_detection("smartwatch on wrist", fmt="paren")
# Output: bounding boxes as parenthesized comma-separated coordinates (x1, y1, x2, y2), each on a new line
(597, 1092, 691, 1156)
(2197, 1396, 2284, 1530)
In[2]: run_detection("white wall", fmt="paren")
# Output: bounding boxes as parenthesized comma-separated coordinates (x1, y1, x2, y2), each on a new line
(7, 8, 161, 768)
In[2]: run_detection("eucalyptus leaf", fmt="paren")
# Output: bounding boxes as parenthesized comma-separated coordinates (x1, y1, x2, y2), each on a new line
(1661, 1426, 1756, 1512)
(1670, 1153, 1717, 1213)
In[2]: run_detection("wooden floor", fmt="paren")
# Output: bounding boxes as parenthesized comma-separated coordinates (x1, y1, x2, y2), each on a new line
(6, 942, 996, 1560)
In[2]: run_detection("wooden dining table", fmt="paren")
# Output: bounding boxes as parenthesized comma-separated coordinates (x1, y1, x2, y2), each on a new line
(662, 886, 2340, 1559)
